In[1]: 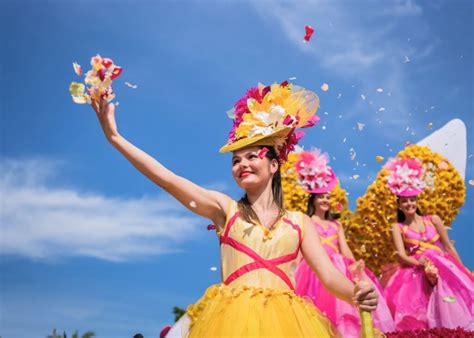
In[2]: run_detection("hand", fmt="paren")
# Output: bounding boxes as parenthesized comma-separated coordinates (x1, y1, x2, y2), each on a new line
(91, 97, 120, 141)
(418, 256, 430, 267)
(424, 262, 438, 286)
(353, 281, 378, 312)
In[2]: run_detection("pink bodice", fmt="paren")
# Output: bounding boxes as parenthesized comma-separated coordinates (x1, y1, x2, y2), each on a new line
(399, 215, 444, 256)
(313, 220, 340, 255)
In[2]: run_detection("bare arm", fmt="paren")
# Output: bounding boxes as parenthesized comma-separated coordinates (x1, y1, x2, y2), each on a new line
(336, 222, 356, 260)
(91, 99, 231, 228)
(431, 215, 464, 265)
(301, 215, 377, 311)
(391, 223, 422, 267)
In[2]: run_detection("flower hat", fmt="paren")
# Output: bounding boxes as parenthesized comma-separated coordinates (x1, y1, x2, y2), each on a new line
(385, 157, 425, 197)
(219, 81, 320, 162)
(294, 148, 338, 194)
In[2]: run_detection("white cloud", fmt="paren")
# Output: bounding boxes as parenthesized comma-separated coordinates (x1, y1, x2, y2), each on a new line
(0, 158, 204, 261)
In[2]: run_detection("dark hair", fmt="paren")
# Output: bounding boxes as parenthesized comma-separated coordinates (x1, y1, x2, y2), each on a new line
(237, 146, 285, 225)
(306, 193, 340, 220)
(396, 197, 423, 223)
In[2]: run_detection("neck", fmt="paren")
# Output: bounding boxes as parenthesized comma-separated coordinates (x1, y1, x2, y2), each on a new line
(245, 178, 277, 212)
(404, 213, 419, 224)
(314, 209, 327, 220)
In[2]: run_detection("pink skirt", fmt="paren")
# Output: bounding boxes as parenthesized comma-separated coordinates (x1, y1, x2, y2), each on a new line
(384, 250, 474, 331)
(296, 253, 395, 337)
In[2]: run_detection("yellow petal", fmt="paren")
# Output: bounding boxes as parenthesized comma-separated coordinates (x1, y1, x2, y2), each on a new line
(375, 155, 384, 162)
(320, 83, 329, 92)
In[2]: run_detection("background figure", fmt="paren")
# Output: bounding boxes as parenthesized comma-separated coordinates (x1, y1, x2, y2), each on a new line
(383, 158, 473, 331)
(292, 149, 395, 337)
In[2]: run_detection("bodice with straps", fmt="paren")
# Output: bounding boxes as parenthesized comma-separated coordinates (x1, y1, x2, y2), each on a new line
(399, 215, 444, 256)
(313, 220, 341, 255)
(218, 201, 304, 291)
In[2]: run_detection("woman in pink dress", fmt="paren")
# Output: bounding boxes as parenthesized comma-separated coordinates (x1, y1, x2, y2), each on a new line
(293, 149, 395, 337)
(384, 157, 473, 331)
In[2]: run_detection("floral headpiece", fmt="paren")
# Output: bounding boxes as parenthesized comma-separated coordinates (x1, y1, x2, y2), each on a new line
(294, 149, 338, 194)
(219, 81, 320, 162)
(385, 157, 425, 197)
(69, 54, 122, 104)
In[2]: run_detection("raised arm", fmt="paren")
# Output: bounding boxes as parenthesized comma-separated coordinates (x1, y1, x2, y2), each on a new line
(431, 215, 464, 266)
(91, 98, 231, 228)
(391, 223, 421, 267)
(300, 215, 377, 311)
(336, 222, 356, 260)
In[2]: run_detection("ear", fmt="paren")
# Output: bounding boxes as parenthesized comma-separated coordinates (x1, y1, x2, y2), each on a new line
(269, 158, 279, 174)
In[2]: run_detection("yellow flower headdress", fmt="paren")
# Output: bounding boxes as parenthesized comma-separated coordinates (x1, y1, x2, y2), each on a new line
(220, 81, 320, 162)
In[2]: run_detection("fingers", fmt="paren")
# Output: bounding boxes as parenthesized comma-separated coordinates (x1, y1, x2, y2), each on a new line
(353, 282, 378, 310)
(356, 290, 378, 311)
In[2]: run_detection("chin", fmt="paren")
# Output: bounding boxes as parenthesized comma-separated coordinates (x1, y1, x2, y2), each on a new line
(235, 177, 260, 190)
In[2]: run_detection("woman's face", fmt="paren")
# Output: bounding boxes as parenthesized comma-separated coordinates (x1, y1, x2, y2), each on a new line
(231, 146, 278, 190)
(313, 193, 331, 213)
(398, 196, 418, 216)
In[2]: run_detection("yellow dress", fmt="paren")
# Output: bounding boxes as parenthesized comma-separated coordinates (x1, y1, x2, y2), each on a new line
(187, 201, 339, 337)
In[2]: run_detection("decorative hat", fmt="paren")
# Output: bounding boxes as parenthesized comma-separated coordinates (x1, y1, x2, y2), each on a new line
(219, 81, 320, 162)
(385, 157, 425, 197)
(294, 148, 338, 194)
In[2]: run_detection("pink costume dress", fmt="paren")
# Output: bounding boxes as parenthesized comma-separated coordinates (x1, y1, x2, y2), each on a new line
(384, 215, 474, 331)
(295, 220, 395, 337)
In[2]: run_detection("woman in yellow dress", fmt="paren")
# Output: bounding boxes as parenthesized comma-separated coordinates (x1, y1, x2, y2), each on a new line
(91, 81, 378, 337)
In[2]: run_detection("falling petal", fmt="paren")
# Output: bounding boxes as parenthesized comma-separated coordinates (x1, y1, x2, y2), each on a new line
(289, 77, 297, 80)
(357, 122, 365, 131)
(322, 125, 326, 130)
(210, 267, 218, 272)
(442, 296, 456, 303)
(428, 122, 433, 129)
(376, 88, 383, 93)
(352, 174, 360, 180)
(303, 25, 315, 42)
(337, 93, 342, 99)
(320, 83, 329, 92)
(350, 148, 356, 161)
(115, 101, 120, 107)
(189, 201, 197, 208)
(375, 155, 384, 162)
(125, 81, 138, 89)
(361, 94, 366, 100)
(378, 107, 385, 112)
(468, 180, 474, 186)
(73, 62, 82, 76)
(404, 56, 411, 63)
(343, 137, 347, 143)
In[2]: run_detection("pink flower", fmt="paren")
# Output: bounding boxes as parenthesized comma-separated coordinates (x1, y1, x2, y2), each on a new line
(303, 115, 320, 128)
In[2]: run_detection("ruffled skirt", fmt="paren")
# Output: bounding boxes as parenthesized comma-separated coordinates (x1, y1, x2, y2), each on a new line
(384, 250, 474, 331)
(295, 253, 395, 337)
(186, 283, 340, 337)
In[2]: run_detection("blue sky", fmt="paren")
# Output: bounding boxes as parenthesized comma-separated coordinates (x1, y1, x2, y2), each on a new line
(1, 0, 473, 337)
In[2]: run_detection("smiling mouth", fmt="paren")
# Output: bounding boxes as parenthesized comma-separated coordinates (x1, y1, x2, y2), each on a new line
(239, 171, 252, 178)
